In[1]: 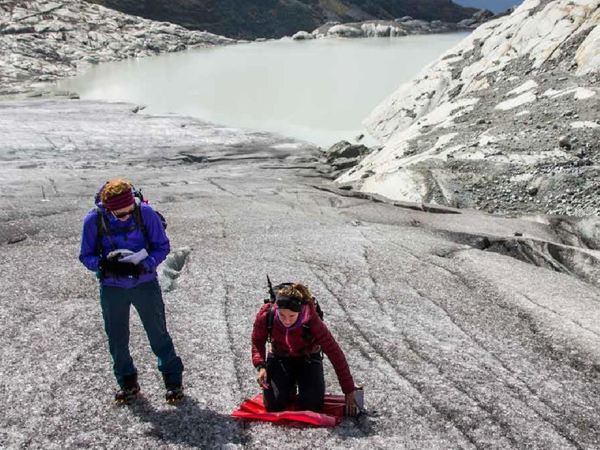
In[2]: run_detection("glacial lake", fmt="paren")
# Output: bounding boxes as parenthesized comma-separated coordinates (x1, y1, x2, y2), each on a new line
(57, 33, 469, 147)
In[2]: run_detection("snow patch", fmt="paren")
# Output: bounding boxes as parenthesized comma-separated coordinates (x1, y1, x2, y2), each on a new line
(571, 121, 600, 129)
(382, 133, 458, 169)
(543, 87, 597, 100)
(272, 142, 304, 150)
(543, 88, 562, 97)
(426, 98, 481, 129)
(360, 170, 427, 203)
(495, 92, 537, 110)
(574, 88, 597, 100)
(506, 80, 538, 97)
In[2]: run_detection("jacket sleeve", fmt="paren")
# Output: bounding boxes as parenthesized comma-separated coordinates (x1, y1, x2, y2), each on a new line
(140, 204, 170, 271)
(79, 209, 101, 272)
(251, 304, 270, 368)
(310, 315, 356, 394)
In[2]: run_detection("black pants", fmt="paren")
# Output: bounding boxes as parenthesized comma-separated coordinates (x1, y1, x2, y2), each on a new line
(263, 352, 325, 413)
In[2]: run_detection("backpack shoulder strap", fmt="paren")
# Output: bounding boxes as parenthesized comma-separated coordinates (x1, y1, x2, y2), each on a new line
(132, 204, 151, 248)
(266, 303, 275, 343)
(314, 299, 324, 320)
(301, 323, 314, 342)
(95, 207, 112, 254)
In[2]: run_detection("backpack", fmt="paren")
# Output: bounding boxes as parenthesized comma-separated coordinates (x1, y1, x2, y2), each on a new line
(95, 186, 167, 254)
(264, 276, 324, 344)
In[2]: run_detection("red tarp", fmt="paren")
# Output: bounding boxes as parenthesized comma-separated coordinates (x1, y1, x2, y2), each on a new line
(231, 394, 345, 427)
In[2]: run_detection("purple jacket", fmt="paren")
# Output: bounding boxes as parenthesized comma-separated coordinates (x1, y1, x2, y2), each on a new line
(79, 202, 170, 289)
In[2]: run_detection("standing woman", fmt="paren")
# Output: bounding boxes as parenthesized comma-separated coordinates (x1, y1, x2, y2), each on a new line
(251, 282, 360, 416)
(79, 179, 184, 403)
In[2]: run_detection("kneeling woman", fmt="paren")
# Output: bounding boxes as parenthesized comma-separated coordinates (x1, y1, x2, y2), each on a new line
(251, 283, 360, 416)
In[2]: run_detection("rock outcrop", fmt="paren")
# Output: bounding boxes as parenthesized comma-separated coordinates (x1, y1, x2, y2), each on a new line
(308, 15, 481, 40)
(87, 0, 478, 40)
(293, 10, 496, 41)
(0, 0, 234, 97)
(317, 140, 373, 178)
(337, 0, 600, 217)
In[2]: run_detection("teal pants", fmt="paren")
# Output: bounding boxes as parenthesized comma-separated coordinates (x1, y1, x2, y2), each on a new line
(99, 279, 183, 388)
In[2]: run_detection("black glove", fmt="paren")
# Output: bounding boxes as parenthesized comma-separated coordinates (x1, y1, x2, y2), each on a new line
(100, 258, 143, 278)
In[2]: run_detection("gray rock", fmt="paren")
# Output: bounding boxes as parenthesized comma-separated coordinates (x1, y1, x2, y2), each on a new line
(325, 140, 370, 162)
(327, 24, 363, 38)
(558, 135, 572, 149)
(291, 31, 312, 40)
(458, 18, 477, 28)
(1, 24, 35, 34)
(331, 157, 361, 170)
(473, 9, 495, 22)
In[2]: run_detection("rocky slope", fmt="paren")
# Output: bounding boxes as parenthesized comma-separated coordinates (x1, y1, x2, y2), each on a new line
(337, 0, 600, 217)
(0, 0, 234, 97)
(87, 0, 478, 39)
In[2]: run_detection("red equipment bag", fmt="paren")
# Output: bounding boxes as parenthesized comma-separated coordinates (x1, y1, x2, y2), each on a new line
(231, 394, 345, 427)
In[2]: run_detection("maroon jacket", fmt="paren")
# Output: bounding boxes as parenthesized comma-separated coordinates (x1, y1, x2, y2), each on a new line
(251, 302, 355, 394)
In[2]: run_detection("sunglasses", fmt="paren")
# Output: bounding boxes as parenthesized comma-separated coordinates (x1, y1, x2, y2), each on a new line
(112, 208, 134, 219)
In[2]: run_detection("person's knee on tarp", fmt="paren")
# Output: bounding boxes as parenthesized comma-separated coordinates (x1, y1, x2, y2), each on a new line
(251, 282, 360, 416)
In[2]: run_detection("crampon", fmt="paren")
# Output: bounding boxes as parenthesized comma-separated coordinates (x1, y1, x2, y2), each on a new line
(114, 383, 140, 405)
(165, 386, 184, 404)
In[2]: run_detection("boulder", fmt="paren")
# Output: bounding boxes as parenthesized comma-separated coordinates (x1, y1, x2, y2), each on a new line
(331, 157, 361, 170)
(361, 23, 391, 37)
(458, 18, 477, 28)
(390, 26, 407, 37)
(327, 25, 363, 38)
(325, 141, 370, 162)
(473, 9, 495, 22)
(1, 24, 35, 34)
(292, 31, 312, 40)
(558, 135, 572, 149)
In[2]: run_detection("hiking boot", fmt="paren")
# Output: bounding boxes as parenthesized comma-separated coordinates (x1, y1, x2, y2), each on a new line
(114, 383, 140, 404)
(114, 373, 140, 404)
(165, 385, 184, 404)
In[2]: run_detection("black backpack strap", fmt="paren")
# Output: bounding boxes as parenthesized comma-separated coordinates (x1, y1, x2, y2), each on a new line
(266, 303, 274, 343)
(131, 204, 151, 249)
(314, 300, 324, 320)
(301, 323, 314, 342)
(95, 207, 116, 253)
